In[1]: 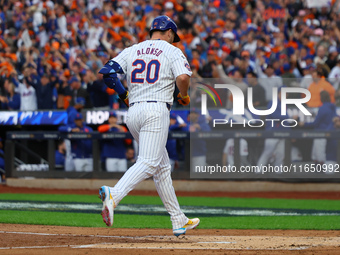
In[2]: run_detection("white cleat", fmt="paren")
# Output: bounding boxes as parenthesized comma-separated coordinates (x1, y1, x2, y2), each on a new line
(173, 218, 200, 236)
(99, 186, 115, 227)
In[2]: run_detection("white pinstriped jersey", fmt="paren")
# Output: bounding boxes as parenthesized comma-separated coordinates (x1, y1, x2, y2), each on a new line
(223, 138, 248, 166)
(112, 40, 192, 105)
(16, 83, 37, 111)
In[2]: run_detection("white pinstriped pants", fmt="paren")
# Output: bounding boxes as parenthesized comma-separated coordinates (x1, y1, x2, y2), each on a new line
(109, 102, 188, 229)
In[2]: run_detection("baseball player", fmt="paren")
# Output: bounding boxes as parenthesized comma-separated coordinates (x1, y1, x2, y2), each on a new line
(55, 139, 66, 169)
(257, 87, 286, 167)
(59, 112, 93, 171)
(299, 90, 336, 163)
(98, 111, 131, 172)
(166, 112, 187, 171)
(222, 138, 250, 166)
(185, 110, 211, 170)
(98, 16, 200, 236)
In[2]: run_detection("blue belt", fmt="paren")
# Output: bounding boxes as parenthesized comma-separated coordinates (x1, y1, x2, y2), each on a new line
(129, 101, 171, 110)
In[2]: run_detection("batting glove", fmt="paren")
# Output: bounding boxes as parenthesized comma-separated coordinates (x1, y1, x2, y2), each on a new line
(119, 91, 129, 107)
(177, 93, 190, 106)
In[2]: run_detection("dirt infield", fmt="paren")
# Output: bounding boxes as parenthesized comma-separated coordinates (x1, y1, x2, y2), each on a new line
(1, 185, 340, 254)
(1, 224, 340, 254)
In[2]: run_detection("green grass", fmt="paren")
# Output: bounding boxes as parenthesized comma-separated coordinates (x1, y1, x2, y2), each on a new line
(0, 210, 339, 230)
(2, 193, 340, 210)
(1, 193, 340, 230)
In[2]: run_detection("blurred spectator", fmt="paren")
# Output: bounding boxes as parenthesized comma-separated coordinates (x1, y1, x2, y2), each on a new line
(11, 68, 37, 111)
(255, 59, 283, 103)
(166, 112, 187, 172)
(66, 76, 92, 110)
(299, 64, 315, 89)
(0, 137, 4, 183)
(328, 55, 340, 91)
(86, 51, 104, 70)
(213, 64, 248, 108)
(126, 147, 136, 168)
(27, 74, 59, 110)
(239, 50, 255, 73)
(58, 107, 78, 171)
(184, 110, 210, 170)
(299, 91, 336, 164)
(98, 111, 131, 172)
(328, 116, 340, 171)
(59, 112, 93, 172)
(307, 69, 335, 108)
(0, 79, 20, 110)
(85, 70, 111, 108)
(222, 138, 250, 167)
(314, 45, 328, 66)
(221, 31, 238, 58)
(86, 19, 104, 50)
(246, 71, 266, 108)
(200, 50, 216, 78)
(221, 55, 234, 75)
(326, 46, 338, 70)
(243, 33, 257, 56)
(55, 139, 66, 169)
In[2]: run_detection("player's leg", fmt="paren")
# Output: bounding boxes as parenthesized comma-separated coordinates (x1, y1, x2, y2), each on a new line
(105, 158, 113, 172)
(191, 155, 206, 172)
(100, 105, 143, 226)
(73, 159, 83, 171)
(169, 159, 175, 172)
(291, 145, 303, 162)
(84, 158, 93, 172)
(106, 158, 119, 172)
(109, 103, 169, 205)
(153, 149, 188, 230)
(311, 138, 326, 163)
(117, 158, 127, 172)
(154, 149, 199, 236)
(64, 139, 75, 171)
(273, 139, 284, 166)
(257, 139, 279, 167)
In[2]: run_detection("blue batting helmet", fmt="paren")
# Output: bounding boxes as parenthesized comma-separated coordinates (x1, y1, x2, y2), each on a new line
(149, 15, 180, 43)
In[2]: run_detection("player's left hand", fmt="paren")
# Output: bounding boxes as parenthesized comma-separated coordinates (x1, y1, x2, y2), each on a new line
(177, 93, 190, 106)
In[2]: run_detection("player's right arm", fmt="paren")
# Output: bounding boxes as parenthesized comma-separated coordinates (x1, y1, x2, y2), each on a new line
(176, 74, 190, 105)
(171, 48, 192, 106)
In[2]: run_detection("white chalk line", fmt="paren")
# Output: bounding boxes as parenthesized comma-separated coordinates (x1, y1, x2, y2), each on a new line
(0, 244, 311, 251)
(73, 243, 311, 251)
(0, 245, 71, 250)
(198, 241, 236, 244)
(0, 230, 135, 239)
(0, 231, 194, 240)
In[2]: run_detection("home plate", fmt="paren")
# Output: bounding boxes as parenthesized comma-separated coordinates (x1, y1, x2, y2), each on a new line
(73, 235, 340, 250)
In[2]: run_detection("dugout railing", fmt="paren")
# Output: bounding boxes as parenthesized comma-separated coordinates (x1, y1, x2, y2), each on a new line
(5, 131, 190, 180)
(5, 130, 340, 181)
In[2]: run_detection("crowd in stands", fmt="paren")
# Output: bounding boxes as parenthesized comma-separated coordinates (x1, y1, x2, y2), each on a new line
(0, 0, 340, 111)
(1, 0, 340, 172)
